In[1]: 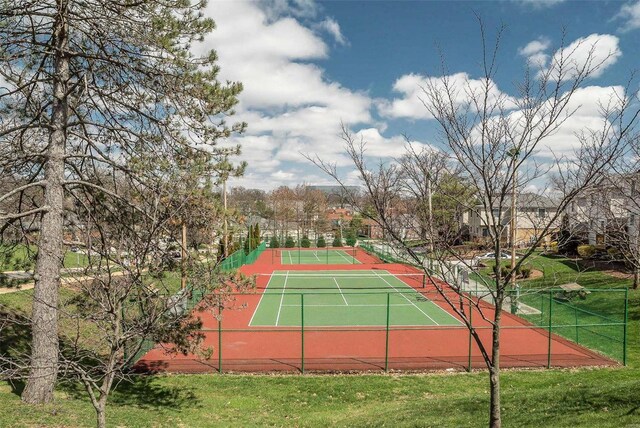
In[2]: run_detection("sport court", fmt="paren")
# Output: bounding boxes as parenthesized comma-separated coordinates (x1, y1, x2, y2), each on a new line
(278, 248, 361, 265)
(249, 270, 461, 327)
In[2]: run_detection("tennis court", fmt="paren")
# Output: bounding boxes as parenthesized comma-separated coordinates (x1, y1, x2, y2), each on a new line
(249, 270, 461, 327)
(278, 248, 361, 265)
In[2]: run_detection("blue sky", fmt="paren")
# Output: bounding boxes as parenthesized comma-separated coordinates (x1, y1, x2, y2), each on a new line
(200, 0, 640, 190)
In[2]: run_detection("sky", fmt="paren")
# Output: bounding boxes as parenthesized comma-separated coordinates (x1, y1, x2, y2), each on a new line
(198, 0, 640, 191)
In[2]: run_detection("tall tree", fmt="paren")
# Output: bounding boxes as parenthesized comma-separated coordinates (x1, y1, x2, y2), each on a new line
(310, 22, 638, 428)
(0, 0, 244, 403)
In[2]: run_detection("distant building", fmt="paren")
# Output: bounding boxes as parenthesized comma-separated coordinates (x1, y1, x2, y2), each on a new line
(566, 173, 639, 245)
(467, 193, 559, 246)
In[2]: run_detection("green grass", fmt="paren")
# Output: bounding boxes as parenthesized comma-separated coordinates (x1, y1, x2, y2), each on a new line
(250, 270, 459, 327)
(1, 368, 640, 427)
(474, 252, 632, 362)
(1, 244, 91, 272)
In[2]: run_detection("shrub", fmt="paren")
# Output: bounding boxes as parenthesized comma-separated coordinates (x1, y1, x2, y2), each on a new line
(577, 244, 596, 258)
(300, 235, 311, 248)
(285, 236, 295, 248)
(333, 236, 343, 247)
(269, 236, 279, 249)
(500, 266, 510, 278)
(607, 247, 622, 260)
(345, 230, 357, 246)
(317, 236, 326, 248)
(520, 265, 532, 278)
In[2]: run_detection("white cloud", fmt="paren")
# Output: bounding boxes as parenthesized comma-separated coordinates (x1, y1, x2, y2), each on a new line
(378, 72, 517, 120)
(518, 37, 551, 67)
(198, 1, 405, 188)
(514, 0, 567, 9)
(535, 85, 626, 155)
(614, 0, 640, 32)
(316, 18, 347, 45)
(540, 34, 621, 81)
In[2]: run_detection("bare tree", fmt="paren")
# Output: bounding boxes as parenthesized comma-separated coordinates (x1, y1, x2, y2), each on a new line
(310, 23, 638, 428)
(0, 0, 244, 403)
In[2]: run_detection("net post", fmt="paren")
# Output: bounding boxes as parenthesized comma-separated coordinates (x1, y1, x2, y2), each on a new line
(385, 292, 390, 372)
(422, 273, 426, 289)
(467, 296, 473, 372)
(547, 290, 553, 369)
(623, 287, 628, 366)
(218, 303, 223, 374)
(301, 293, 305, 374)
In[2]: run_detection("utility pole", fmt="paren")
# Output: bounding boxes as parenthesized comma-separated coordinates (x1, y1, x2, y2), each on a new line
(181, 221, 187, 290)
(223, 178, 228, 258)
(427, 150, 434, 253)
(510, 156, 518, 286)
(508, 147, 520, 314)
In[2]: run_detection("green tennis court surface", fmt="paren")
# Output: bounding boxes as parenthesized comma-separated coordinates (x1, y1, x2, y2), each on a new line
(279, 249, 360, 265)
(249, 270, 461, 327)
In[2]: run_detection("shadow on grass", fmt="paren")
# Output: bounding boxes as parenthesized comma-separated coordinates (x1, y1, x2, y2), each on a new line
(61, 374, 199, 411)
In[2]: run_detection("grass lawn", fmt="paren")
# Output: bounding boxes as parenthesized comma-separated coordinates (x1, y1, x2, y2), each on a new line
(1, 244, 91, 272)
(1, 253, 639, 427)
(472, 252, 632, 362)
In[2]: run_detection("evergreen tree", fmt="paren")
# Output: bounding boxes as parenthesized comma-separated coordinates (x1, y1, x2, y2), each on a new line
(301, 235, 311, 248)
(317, 235, 327, 248)
(345, 229, 357, 246)
(285, 236, 296, 248)
(333, 231, 343, 247)
(253, 223, 261, 247)
(269, 236, 280, 249)
(0, 0, 244, 407)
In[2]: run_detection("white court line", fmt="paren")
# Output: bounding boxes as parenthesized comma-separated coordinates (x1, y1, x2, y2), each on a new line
(288, 251, 293, 264)
(281, 303, 414, 307)
(372, 270, 439, 325)
(275, 270, 289, 326)
(313, 250, 321, 262)
(335, 249, 354, 263)
(248, 272, 277, 326)
(333, 278, 349, 306)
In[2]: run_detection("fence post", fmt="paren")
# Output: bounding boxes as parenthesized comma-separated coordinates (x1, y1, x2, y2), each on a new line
(623, 287, 628, 366)
(218, 303, 223, 374)
(547, 291, 553, 369)
(301, 293, 305, 374)
(467, 296, 473, 372)
(385, 292, 390, 372)
(574, 305, 579, 343)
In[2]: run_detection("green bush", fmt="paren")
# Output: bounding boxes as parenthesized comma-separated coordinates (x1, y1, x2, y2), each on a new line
(345, 230, 357, 246)
(333, 235, 343, 247)
(300, 235, 311, 248)
(285, 236, 295, 248)
(500, 266, 510, 278)
(269, 236, 279, 249)
(607, 247, 621, 260)
(317, 236, 326, 248)
(520, 265, 532, 278)
(577, 244, 596, 258)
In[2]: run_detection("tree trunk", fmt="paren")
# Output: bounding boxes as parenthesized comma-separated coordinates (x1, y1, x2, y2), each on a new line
(97, 405, 106, 428)
(633, 265, 639, 290)
(489, 303, 502, 428)
(21, 1, 69, 405)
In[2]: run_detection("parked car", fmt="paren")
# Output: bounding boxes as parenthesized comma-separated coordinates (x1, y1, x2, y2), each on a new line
(478, 252, 517, 260)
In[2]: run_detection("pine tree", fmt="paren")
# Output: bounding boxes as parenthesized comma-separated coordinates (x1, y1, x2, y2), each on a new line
(0, 0, 244, 408)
